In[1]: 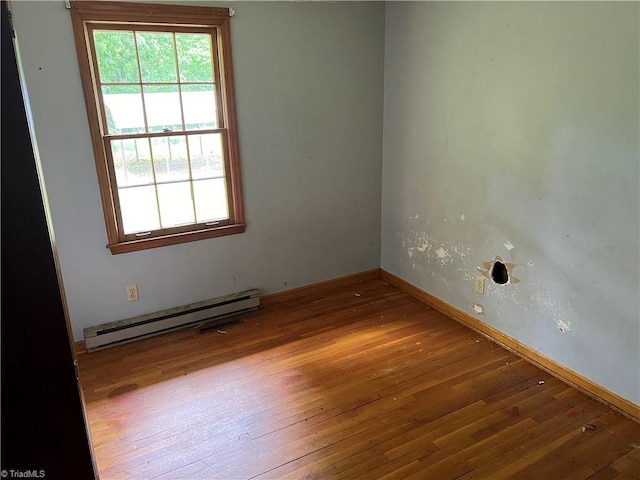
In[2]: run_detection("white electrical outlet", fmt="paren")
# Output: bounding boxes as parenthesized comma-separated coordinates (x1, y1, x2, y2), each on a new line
(475, 276, 485, 294)
(126, 285, 139, 301)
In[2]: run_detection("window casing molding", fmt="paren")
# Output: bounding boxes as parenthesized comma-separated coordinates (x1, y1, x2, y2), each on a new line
(70, 1, 245, 254)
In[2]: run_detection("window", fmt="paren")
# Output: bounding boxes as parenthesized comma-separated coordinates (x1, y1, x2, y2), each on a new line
(70, 1, 245, 254)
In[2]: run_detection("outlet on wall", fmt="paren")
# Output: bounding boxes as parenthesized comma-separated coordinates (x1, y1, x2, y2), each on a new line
(475, 276, 485, 294)
(126, 285, 139, 301)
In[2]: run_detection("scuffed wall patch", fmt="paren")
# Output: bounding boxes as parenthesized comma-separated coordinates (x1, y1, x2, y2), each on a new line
(472, 303, 484, 315)
(525, 280, 575, 335)
(398, 225, 476, 290)
(403, 230, 461, 270)
(435, 247, 452, 265)
(453, 245, 466, 258)
(399, 219, 577, 338)
(417, 237, 429, 253)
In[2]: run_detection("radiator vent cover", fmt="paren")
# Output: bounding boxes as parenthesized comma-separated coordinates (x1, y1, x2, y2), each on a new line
(83, 289, 259, 352)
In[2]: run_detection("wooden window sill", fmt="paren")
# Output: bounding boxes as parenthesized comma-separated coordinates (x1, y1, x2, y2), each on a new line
(108, 223, 246, 254)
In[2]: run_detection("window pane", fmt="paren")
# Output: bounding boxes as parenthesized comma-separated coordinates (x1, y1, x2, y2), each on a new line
(93, 30, 139, 84)
(182, 85, 217, 130)
(150, 136, 190, 183)
(119, 186, 160, 234)
(102, 86, 145, 135)
(144, 85, 182, 132)
(194, 178, 228, 222)
(112, 139, 153, 187)
(188, 134, 224, 179)
(157, 182, 195, 227)
(176, 33, 213, 83)
(136, 32, 177, 83)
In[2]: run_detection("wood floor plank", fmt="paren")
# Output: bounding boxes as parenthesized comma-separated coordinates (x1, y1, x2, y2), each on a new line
(608, 446, 640, 478)
(77, 278, 640, 479)
(521, 413, 640, 480)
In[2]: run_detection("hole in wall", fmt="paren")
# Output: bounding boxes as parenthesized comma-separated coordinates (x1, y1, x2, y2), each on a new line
(477, 255, 520, 285)
(491, 261, 509, 284)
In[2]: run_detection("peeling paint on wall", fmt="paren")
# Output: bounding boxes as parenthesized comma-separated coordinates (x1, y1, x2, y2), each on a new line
(399, 218, 576, 340)
(556, 318, 571, 333)
(398, 220, 480, 295)
(524, 284, 575, 335)
(401, 229, 462, 270)
(472, 303, 484, 315)
(453, 245, 466, 258)
(417, 237, 429, 253)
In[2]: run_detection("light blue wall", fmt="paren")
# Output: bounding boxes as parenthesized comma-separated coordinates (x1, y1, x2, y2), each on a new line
(382, 2, 639, 404)
(11, 1, 385, 341)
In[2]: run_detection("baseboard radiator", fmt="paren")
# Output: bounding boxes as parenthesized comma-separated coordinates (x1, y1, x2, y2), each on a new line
(83, 289, 260, 352)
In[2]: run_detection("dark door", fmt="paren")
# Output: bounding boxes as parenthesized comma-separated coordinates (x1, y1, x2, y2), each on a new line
(1, 1, 96, 477)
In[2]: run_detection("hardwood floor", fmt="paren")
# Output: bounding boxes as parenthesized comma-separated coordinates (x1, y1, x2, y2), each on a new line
(77, 278, 640, 479)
